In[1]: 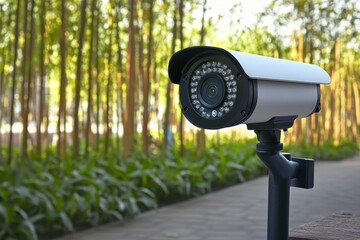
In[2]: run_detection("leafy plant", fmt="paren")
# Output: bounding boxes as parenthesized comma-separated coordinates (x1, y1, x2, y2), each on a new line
(285, 139, 359, 160)
(0, 137, 357, 239)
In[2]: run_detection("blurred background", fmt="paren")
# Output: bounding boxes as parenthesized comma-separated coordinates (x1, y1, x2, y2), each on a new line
(0, 0, 359, 239)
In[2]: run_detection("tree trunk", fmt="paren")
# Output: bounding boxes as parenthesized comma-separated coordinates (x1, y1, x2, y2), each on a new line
(8, 0, 21, 164)
(334, 37, 341, 142)
(115, 2, 125, 148)
(0, 4, 6, 160)
(297, 27, 306, 143)
(352, 80, 360, 139)
(291, 25, 300, 142)
(85, 0, 97, 154)
(73, 0, 87, 158)
(164, 0, 177, 155)
(137, 8, 145, 154)
(21, 0, 29, 159)
(291, 23, 297, 61)
(0, 3, 4, 159)
(178, 0, 185, 156)
(0, 55, 6, 158)
(105, 8, 113, 154)
(0, 47, 5, 161)
(95, 3, 101, 151)
(197, 0, 207, 158)
(58, 0, 68, 160)
(36, 0, 46, 156)
(199, 0, 207, 44)
(123, 0, 137, 157)
(142, 0, 154, 155)
(24, 0, 35, 153)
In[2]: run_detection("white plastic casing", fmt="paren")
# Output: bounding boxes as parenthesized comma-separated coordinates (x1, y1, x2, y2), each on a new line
(244, 81, 319, 123)
(226, 50, 330, 124)
(227, 50, 331, 84)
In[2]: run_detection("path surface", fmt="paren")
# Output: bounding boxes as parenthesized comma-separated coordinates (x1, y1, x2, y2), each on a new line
(55, 155, 360, 240)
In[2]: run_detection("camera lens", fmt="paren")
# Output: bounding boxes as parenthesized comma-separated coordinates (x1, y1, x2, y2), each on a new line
(198, 74, 225, 109)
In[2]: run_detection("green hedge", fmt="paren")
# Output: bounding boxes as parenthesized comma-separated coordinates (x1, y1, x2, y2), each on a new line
(1, 138, 358, 239)
(0, 139, 266, 239)
(285, 139, 359, 160)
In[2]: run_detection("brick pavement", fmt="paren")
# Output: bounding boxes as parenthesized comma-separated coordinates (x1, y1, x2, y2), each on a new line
(55, 155, 360, 240)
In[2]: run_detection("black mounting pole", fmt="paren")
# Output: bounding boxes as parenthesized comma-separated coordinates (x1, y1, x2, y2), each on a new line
(255, 130, 299, 240)
(247, 117, 315, 240)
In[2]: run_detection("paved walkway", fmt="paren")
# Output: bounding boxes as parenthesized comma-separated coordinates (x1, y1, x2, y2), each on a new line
(56, 155, 360, 240)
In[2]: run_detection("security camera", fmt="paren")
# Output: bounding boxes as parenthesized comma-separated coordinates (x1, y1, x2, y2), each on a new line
(168, 46, 331, 130)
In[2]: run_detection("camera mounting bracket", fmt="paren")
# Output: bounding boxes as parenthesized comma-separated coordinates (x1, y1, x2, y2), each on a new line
(247, 117, 314, 240)
(246, 115, 298, 132)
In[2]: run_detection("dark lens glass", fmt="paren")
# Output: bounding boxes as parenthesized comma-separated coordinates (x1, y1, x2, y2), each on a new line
(198, 74, 225, 109)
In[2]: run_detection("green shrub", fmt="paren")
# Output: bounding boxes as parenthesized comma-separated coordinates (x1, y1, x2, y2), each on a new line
(0, 138, 265, 239)
(2, 137, 357, 239)
(285, 139, 359, 160)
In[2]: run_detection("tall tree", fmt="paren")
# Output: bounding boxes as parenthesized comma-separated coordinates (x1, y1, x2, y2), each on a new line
(36, 0, 47, 155)
(58, 0, 68, 159)
(95, 6, 101, 151)
(115, 1, 125, 148)
(142, 0, 154, 155)
(105, 5, 113, 154)
(164, 0, 177, 155)
(123, 0, 137, 157)
(137, 4, 145, 152)
(85, 0, 97, 154)
(8, 0, 21, 164)
(196, 0, 207, 158)
(178, 0, 185, 156)
(22, 0, 35, 159)
(20, 0, 30, 159)
(73, 0, 88, 157)
(0, 52, 4, 160)
(0, 3, 5, 159)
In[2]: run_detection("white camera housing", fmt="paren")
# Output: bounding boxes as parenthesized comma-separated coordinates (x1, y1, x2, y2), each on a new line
(168, 46, 331, 129)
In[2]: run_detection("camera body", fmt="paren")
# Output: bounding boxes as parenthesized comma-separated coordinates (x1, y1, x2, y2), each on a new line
(168, 46, 330, 129)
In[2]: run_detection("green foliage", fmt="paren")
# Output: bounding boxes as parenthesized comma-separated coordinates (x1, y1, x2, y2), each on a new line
(285, 139, 359, 160)
(0, 138, 265, 239)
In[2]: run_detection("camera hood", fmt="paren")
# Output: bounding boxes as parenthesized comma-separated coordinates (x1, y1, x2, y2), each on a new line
(168, 46, 330, 85)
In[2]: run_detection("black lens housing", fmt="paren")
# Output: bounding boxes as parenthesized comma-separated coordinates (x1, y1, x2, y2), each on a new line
(169, 47, 257, 129)
(198, 73, 225, 109)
